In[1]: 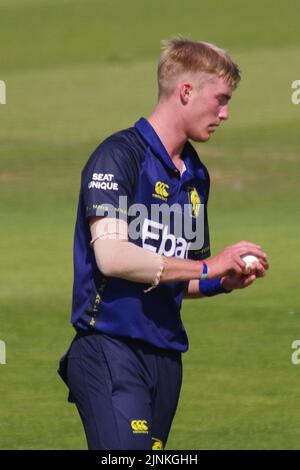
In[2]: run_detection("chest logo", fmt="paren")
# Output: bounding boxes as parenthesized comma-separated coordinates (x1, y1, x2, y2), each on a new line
(131, 420, 149, 434)
(188, 187, 201, 218)
(153, 181, 169, 201)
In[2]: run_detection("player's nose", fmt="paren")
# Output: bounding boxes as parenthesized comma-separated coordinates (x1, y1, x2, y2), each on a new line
(219, 104, 229, 121)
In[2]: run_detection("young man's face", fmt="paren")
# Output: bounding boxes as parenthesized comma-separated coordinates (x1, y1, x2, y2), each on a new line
(182, 75, 233, 142)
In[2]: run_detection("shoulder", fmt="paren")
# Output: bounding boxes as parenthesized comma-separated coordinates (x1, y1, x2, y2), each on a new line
(83, 127, 147, 174)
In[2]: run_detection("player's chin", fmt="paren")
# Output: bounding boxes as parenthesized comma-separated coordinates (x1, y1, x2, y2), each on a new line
(192, 131, 211, 142)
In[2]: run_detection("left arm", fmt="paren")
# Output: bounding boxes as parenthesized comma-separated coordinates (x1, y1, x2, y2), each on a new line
(183, 279, 205, 298)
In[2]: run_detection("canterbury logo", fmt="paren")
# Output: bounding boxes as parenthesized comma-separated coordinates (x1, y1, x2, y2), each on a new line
(154, 181, 169, 198)
(131, 420, 149, 434)
(188, 187, 201, 218)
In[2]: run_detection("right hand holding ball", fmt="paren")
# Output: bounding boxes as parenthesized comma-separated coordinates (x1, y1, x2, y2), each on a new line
(241, 254, 268, 277)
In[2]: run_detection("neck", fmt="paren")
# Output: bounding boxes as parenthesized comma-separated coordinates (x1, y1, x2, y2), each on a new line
(147, 102, 188, 161)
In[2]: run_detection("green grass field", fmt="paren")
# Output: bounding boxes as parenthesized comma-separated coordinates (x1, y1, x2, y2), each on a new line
(1, 0, 300, 449)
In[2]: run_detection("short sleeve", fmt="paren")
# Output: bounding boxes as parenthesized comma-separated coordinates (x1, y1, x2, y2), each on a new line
(82, 140, 138, 221)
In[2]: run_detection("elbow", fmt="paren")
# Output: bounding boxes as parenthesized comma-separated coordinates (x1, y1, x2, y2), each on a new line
(95, 252, 126, 278)
(95, 257, 116, 277)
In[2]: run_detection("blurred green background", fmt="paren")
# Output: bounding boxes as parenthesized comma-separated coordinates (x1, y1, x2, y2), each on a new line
(0, 0, 300, 450)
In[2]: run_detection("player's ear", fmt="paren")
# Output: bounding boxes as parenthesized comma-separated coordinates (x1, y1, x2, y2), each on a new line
(179, 83, 192, 104)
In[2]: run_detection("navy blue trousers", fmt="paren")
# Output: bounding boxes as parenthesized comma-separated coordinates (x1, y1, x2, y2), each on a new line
(58, 331, 182, 450)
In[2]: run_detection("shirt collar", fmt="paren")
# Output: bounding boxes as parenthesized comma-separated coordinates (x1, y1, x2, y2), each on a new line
(135, 117, 193, 175)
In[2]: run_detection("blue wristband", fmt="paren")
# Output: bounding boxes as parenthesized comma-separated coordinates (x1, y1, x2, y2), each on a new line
(199, 278, 231, 296)
(200, 262, 208, 280)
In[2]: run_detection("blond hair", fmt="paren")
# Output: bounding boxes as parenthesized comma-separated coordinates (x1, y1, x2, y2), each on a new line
(158, 36, 241, 98)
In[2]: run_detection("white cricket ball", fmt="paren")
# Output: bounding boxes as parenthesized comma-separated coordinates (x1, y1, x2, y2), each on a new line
(241, 254, 259, 274)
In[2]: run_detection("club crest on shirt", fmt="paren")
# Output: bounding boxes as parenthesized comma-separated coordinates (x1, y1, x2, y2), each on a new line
(188, 187, 201, 218)
(152, 437, 164, 450)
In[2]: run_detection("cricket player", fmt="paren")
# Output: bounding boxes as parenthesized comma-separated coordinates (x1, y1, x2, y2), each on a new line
(58, 37, 269, 450)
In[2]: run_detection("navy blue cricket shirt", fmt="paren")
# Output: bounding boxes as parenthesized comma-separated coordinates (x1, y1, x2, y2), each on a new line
(71, 118, 211, 352)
